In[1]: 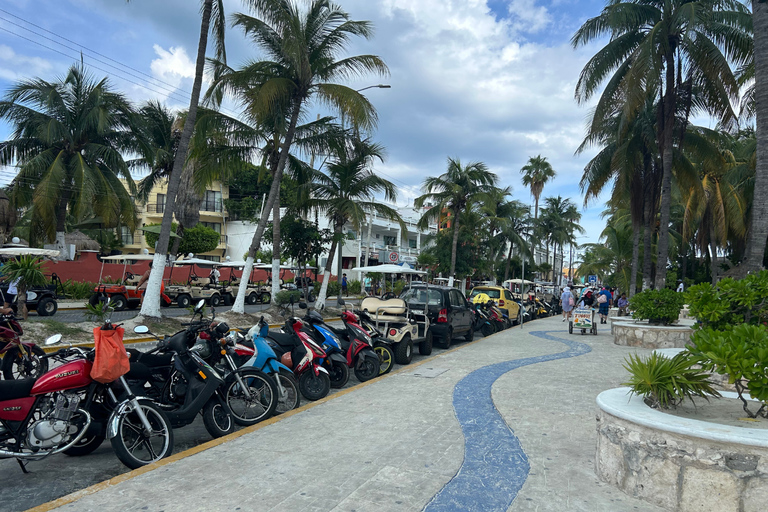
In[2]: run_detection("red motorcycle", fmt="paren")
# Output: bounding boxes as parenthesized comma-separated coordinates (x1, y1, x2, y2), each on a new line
(268, 318, 330, 401)
(0, 322, 174, 472)
(339, 310, 381, 382)
(0, 314, 48, 380)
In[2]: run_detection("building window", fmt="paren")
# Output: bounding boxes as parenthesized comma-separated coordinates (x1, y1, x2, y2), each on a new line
(202, 191, 223, 212)
(383, 235, 396, 246)
(120, 226, 133, 245)
(375, 233, 380, 239)
(155, 194, 165, 213)
(409, 239, 417, 248)
(201, 222, 221, 233)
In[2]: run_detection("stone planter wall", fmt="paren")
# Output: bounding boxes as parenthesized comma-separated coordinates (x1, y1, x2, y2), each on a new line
(613, 321, 692, 349)
(596, 388, 768, 512)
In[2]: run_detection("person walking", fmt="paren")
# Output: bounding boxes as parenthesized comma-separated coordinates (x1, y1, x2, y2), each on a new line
(560, 286, 574, 322)
(341, 273, 348, 296)
(597, 285, 612, 324)
(364, 276, 372, 295)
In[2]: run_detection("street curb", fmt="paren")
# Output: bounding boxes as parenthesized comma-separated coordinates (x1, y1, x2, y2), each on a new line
(26, 328, 498, 512)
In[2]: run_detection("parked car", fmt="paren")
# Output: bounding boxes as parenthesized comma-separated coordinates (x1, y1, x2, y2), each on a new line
(468, 286, 520, 324)
(399, 284, 474, 349)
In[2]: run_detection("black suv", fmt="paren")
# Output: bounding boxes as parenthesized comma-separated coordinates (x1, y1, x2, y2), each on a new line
(400, 284, 474, 348)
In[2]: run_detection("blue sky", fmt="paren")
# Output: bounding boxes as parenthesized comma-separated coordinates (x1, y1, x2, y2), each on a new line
(0, 0, 616, 245)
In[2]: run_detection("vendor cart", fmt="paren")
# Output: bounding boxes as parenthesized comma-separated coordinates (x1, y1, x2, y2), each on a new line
(569, 307, 597, 335)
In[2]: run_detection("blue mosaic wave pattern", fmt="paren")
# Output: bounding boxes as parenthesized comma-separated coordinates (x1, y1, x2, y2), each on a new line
(424, 331, 592, 512)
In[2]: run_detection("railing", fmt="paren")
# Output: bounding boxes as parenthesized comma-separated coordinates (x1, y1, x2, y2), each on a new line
(145, 204, 165, 214)
(201, 200, 223, 212)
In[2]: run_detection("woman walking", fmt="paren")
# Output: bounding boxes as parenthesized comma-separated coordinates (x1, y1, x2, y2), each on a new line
(597, 285, 612, 324)
(560, 286, 574, 322)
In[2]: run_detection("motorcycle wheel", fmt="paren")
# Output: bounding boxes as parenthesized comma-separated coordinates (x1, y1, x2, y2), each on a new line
(224, 369, 278, 426)
(275, 369, 301, 414)
(353, 353, 380, 382)
(2, 345, 48, 380)
(202, 398, 236, 438)
(64, 433, 105, 456)
(110, 399, 174, 470)
(374, 343, 395, 375)
(481, 323, 495, 337)
(299, 370, 330, 401)
(328, 360, 349, 389)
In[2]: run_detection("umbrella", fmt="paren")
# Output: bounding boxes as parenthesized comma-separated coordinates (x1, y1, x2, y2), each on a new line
(141, 225, 181, 238)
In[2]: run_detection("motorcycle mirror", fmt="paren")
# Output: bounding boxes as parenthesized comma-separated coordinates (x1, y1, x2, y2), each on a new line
(194, 299, 205, 312)
(44, 333, 62, 346)
(337, 298, 346, 306)
(133, 325, 150, 334)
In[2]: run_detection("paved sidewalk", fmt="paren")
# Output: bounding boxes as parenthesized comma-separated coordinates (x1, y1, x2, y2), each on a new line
(41, 316, 665, 512)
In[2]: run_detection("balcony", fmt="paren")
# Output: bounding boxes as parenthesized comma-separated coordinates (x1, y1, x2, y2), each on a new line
(145, 203, 165, 214)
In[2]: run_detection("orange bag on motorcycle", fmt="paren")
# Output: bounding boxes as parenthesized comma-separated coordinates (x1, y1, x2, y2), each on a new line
(91, 327, 130, 384)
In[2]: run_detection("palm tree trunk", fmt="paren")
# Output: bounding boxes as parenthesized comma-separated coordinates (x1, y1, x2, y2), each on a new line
(141, 0, 212, 318)
(503, 241, 513, 282)
(18, 287, 28, 320)
(741, 0, 768, 274)
(654, 57, 677, 290)
(449, 210, 461, 282)
(170, 161, 201, 256)
(710, 227, 720, 285)
(54, 187, 72, 260)
(315, 223, 341, 309)
(642, 193, 654, 291)
(231, 100, 303, 314)
(629, 224, 640, 297)
(545, 242, 550, 281)
(271, 198, 281, 305)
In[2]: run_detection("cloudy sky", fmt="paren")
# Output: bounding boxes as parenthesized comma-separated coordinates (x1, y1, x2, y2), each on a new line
(0, 0, 617, 243)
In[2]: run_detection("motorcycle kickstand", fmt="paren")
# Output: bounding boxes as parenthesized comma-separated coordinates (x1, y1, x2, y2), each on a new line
(16, 458, 29, 474)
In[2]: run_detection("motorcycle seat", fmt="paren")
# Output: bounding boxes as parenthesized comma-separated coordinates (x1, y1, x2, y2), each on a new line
(268, 331, 300, 349)
(127, 349, 173, 368)
(0, 378, 35, 401)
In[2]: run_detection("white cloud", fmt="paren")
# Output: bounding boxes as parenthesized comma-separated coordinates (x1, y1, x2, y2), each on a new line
(139, 44, 196, 105)
(507, 0, 553, 33)
(0, 44, 53, 82)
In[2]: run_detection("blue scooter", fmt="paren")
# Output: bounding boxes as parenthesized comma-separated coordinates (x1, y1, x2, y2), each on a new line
(300, 309, 350, 389)
(234, 317, 301, 413)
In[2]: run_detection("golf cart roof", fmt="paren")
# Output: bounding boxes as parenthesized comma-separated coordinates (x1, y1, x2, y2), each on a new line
(253, 263, 293, 270)
(175, 257, 218, 266)
(351, 264, 426, 275)
(503, 279, 534, 285)
(100, 254, 156, 261)
(0, 247, 60, 257)
(219, 260, 248, 268)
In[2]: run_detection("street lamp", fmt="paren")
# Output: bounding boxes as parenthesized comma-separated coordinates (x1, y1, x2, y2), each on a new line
(357, 84, 391, 92)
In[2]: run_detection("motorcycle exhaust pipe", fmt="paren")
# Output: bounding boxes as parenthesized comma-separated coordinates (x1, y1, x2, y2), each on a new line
(0, 410, 92, 460)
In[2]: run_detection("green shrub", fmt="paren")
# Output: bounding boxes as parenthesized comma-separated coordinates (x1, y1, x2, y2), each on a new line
(348, 280, 361, 295)
(629, 288, 685, 325)
(84, 300, 115, 323)
(685, 270, 768, 330)
(57, 279, 98, 300)
(275, 290, 301, 306)
(326, 280, 340, 297)
(687, 324, 768, 418)
(622, 352, 720, 409)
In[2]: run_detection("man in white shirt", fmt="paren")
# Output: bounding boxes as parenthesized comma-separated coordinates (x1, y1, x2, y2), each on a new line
(676, 281, 684, 293)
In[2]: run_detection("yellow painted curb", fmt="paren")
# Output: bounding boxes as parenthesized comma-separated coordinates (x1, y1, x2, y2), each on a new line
(27, 329, 494, 512)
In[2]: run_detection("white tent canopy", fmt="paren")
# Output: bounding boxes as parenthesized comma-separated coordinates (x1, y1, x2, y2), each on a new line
(100, 254, 155, 261)
(0, 248, 61, 257)
(351, 264, 426, 275)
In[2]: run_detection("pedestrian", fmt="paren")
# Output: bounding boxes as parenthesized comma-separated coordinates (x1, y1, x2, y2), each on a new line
(560, 286, 574, 322)
(676, 280, 684, 293)
(580, 288, 594, 308)
(3, 276, 19, 309)
(364, 275, 372, 295)
(137, 263, 152, 290)
(209, 266, 220, 285)
(341, 273, 348, 295)
(597, 285, 612, 324)
(617, 293, 629, 316)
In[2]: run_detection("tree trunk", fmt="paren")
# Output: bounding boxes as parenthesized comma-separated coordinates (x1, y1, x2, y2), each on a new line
(18, 287, 28, 320)
(545, 242, 550, 281)
(171, 161, 202, 257)
(629, 224, 640, 297)
(448, 210, 460, 285)
(271, 198, 281, 305)
(503, 241, 513, 282)
(710, 226, 720, 285)
(363, 219, 372, 267)
(140, 0, 212, 318)
(315, 224, 340, 310)
(642, 192, 654, 290)
(54, 187, 72, 260)
(231, 100, 303, 314)
(740, 0, 768, 274)
(654, 55, 677, 290)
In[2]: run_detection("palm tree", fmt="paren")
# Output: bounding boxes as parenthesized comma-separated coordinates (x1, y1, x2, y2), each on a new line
(499, 201, 533, 282)
(134, 0, 227, 317)
(206, 0, 388, 313)
(2, 255, 47, 319)
(520, 155, 556, 220)
(306, 138, 405, 309)
(572, 0, 752, 289)
(415, 158, 498, 284)
(0, 64, 138, 253)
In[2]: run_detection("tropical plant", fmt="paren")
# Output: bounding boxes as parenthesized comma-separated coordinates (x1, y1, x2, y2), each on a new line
(520, 155, 556, 220)
(685, 270, 768, 330)
(1, 255, 47, 319)
(415, 158, 498, 283)
(0, 64, 138, 251)
(629, 288, 685, 325)
(622, 352, 720, 409)
(144, 223, 220, 257)
(572, 0, 752, 289)
(84, 300, 116, 323)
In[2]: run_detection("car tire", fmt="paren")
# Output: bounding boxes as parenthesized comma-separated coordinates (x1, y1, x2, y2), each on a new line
(209, 294, 222, 307)
(36, 297, 58, 316)
(442, 328, 452, 349)
(394, 334, 413, 365)
(418, 330, 433, 355)
(176, 294, 191, 309)
(464, 327, 474, 342)
(260, 292, 271, 304)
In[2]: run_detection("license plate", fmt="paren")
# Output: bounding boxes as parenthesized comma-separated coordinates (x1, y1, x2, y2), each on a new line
(412, 310, 424, 315)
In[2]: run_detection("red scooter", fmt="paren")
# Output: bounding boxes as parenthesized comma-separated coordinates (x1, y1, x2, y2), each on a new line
(339, 310, 381, 382)
(268, 318, 331, 402)
(0, 314, 47, 380)
(0, 321, 174, 472)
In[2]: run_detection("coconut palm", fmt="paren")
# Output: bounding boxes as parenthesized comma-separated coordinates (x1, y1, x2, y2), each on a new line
(0, 64, 138, 252)
(206, 0, 388, 313)
(572, 0, 752, 289)
(520, 155, 556, 220)
(305, 137, 405, 309)
(135, 0, 227, 317)
(499, 201, 533, 282)
(2, 255, 47, 319)
(415, 158, 498, 284)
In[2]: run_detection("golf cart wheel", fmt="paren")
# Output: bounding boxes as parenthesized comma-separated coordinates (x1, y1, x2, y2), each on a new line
(176, 294, 191, 309)
(419, 330, 433, 355)
(374, 343, 395, 375)
(111, 294, 127, 311)
(260, 292, 271, 304)
(223, 293, 233, 306)
(36, 297, 58, 316)
(247, 293, 259, 305)
(209, 294, 222, 307)
(568, 322, 573, 334)
(88, 293, 103, 307)
(394, 334, 413, 365)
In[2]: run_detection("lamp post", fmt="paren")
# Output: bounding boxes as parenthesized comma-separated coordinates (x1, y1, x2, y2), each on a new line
(336, 84, 390, 305)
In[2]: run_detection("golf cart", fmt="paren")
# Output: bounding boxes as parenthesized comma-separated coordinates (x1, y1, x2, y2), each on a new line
(352, 263, 432, 359)
(218, 260, 271, 305)
(0, 247, 63, 316)
(165, 257, 223, 308)
(89, 253, 171, 310)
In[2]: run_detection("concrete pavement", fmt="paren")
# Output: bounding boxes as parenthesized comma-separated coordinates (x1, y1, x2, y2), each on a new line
(35, 316, 666, 512)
